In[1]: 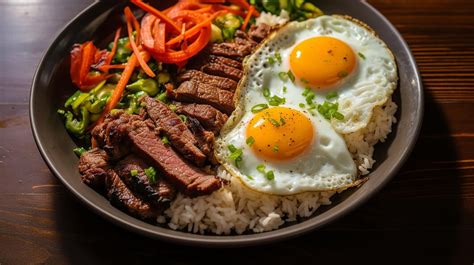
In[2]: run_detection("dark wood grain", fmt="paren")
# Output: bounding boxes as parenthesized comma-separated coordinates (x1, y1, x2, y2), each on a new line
(0, 0, 473, 264)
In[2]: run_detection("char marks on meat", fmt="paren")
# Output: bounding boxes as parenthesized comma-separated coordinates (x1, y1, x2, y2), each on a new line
(177, 70, 238, 91)
(171, 81, 235, 115)
(185, 116, 215, 159)
(105, 169, 159, 220)
(248, 24, 273, 42)
(142, 96, 206, 166)
(127, 118, 222, 196)
(78, 148, 109, 191)
(174, 102, 228, 133)
(115, 154, 176, 207)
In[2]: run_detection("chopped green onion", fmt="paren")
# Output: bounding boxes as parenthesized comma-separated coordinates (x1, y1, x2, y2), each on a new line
(263, 87, 270, 98)
(299, 103, 305, 108)
(73, 147, 87, 157)
(144, 167, 157, 184)
(228, 144, 237, 153)
(228, 145, 243, 167)
(333, 111, 345, 120)
(251, 104, 269, 113)
(280, 117, 286, 125)
(283, 86, 287, 93)
(302, 88, 310, 96)
(358, 52, 366, 60)
(169, 104, 177, 112)
(275, 52, 282, 64)
(256, 164, 266, 173)
(267, 57, 275, 65)
(338, 70, 349, 78)
(300, 78, 309, 84)
(130, 169, 138, 177)
(161, 135, 170, 145)
(273, 145, 279, 152)
(268, 95, 286, 106)
(305, 91, 315, 104)
(278, 72, 289, 82)
(179, 114, 187, 122)
(287, 70, 295, 83)
(326, 91, 339, 100)
(265, 170, 275, 180)
(247, 175, 254, 180)
(269, 118, 280, 127)
(246, 136, 255, 146)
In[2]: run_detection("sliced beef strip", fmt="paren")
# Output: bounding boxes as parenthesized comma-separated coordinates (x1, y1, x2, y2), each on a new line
(200, 62, 242, 81)
(177, 70, 238, 91)
(171, 81, 235, 115)
(208, 42, 252, 59)
(248, 23, 272, 42)
(185, 116, 214, 158)
(114, 154, 176, 207)
(174, 102, 228, 133)
(78, 148, 109, 191)
(105, 169, 159, 220)
(235, 30, 258, 47)
(142, 96, 206, 166)
(208, 55, 242, 69)
(127, 119, 222, 196)
(91, 111, 141, 160)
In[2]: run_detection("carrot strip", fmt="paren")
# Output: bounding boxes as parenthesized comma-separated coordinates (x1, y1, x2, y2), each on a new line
(154, 20, 166, 53)
(94, 54, 138, 126)
(166, 11, 224, 46)
(130, 0, 181, 33)
(125, 7, 155, 77)
(228, 0, 259, 16)
(103, 27, 122, 68)
(241, 6, 254, 30)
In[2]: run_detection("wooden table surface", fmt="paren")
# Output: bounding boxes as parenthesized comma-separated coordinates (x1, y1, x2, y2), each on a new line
(1, 0, 473, 264)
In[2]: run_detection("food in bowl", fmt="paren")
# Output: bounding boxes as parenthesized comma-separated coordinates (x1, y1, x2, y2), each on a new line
(58, 0, 398, 235)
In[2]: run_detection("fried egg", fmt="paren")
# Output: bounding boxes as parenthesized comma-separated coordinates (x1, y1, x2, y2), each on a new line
(214, 15, 397, 195)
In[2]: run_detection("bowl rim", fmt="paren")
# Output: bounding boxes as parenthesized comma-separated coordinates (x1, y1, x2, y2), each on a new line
(29, 0, 424, 247)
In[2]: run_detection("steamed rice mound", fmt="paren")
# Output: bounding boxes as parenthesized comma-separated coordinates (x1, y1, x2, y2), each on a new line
(161, 98, 397, 234)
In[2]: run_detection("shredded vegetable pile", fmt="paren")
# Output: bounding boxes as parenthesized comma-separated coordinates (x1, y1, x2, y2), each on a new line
(58, 0, 323, 150)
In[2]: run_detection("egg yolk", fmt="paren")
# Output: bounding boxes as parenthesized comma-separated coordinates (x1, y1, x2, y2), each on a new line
(246, 107, 314, 161)
(289, 36, 356, 88)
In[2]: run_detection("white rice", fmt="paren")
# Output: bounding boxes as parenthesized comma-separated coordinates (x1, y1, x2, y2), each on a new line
(161, 98, 397, 234)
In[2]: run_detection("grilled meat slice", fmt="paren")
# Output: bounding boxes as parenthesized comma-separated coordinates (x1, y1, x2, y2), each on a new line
(142, 96, 206, 166)
(127, 120, 222, 196)
(177, 70, 238, 91)
(174, 102, 228, 134)
(171, 81, 235, 115)
(115, 154, 176, 207)
(105, 169, 159, 220)
(248, 23, 272, 42)
(91, 111, 142, 160)
(185, 116, 215, 158)
(200, 62, 243, 81)
(208, 42, 252, 59)
(78, 148, 109, 191)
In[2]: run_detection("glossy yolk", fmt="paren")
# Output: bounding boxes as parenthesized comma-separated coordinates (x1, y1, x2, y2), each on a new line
(290, 36, 356, 88)
(246, 107, 314, 161)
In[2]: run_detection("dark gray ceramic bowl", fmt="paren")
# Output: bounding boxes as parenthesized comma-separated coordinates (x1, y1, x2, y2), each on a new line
(30, 0, 423, 246)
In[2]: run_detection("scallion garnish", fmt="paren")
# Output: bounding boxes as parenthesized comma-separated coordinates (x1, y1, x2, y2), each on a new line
(269, 118, 280, 127)
(179, 114, 187, 122)
(246, 136, 255, 146)
(299, 103, 305, 108)
(265, 170, 275, 180)
(278, 72, 289, 82)
(228, 144, 243, 167)
(317, 101, 344, 120)
(273, 145, 279, 152)
(161, 135, 170, 145)
(287, 70, 295, 83)
(338, 70, 349, 78)
(275, 52, 282, 64)
(263, 87, 270, 97)
(358, 52, 366, 60)
(326, 91, 338, 100)
(267, 56, 275, 65)
(280, 117, 286, 125)
(247, 175, 254, 180)
(144, 167, 157, 184)
(300, 78, 309, 84)
(268, 95, 286, 106)
(73, 147, 87, 157)
(130, 169, 138, 177)
(251, 103, 269, 113)
(283, 86, 287, 93)
(302, 88, 310, 96)
(256, 164, 266, 173)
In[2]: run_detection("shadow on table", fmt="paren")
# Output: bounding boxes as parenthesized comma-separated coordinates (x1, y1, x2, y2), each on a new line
(52, 92, 466, 265)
